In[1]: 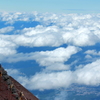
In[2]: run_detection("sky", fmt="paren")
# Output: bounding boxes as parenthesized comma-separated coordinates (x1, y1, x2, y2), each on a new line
(1, 1, 100, 100)
(0, 0, 100, 13)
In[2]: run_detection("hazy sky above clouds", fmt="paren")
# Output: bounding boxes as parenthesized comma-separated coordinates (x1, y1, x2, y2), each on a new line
(0, 0, 100, 13)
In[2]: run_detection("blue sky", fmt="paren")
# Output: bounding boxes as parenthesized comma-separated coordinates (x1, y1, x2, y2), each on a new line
(0, 0, 100, 13)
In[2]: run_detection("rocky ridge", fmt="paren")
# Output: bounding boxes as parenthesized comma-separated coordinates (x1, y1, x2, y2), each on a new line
(0, 64, 39, 100)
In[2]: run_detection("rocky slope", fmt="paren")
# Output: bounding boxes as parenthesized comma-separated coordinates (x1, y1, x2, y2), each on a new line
(0, 64, 39, 100)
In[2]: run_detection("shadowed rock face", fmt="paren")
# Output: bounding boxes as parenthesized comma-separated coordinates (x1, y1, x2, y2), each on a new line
(0, 64, 39, 100)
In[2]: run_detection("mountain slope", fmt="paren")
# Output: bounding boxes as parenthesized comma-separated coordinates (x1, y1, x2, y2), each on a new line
(0, 64, 39, 100)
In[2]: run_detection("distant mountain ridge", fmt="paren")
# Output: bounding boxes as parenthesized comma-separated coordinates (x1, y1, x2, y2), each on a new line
(0, 64, 39, 100)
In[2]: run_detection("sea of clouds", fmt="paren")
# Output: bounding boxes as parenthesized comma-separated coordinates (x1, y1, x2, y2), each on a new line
(0, 12, 100, 93)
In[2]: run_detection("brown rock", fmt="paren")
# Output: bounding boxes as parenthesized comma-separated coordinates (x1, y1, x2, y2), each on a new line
(0, 64, 39, 100)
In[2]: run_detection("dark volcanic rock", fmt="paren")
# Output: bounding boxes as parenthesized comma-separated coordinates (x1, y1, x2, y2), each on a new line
(0, 64, 39, 100)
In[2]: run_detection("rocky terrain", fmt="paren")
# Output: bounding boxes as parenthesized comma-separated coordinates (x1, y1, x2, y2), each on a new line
(0, 64, 39, 100)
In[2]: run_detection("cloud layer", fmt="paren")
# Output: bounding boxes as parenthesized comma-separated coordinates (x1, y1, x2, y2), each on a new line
(1, 12, 100, 91)
(10, 59, 100, 91)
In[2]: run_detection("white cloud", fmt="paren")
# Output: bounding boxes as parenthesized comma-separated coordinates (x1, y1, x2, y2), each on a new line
(0, 26, 14, 34)
(62, 27, 99, 46)
(12, 59, 100, 90)
(45, 63, 70, 71)
(1, 46, 80, 71)
(54, 91, 68, 100)
(13, 22, 100, 47)
(6, 68, 20, 76)
(74, 59, 100, 86)
(6, 68, 25, 81)
(1, 12, 30, 24)
(33, 46, 81, 67)
(85, 50, 100, 56)
(0, 35, 17, 57)
(85, 54, 92, 59)
(18, 71, 73, 91)
(1, 12, 100, 91)
(13, 25, 63, 47)
(0, 12, 100, 48)
(12, 15, 100, 47)
(0, 47, 16, 56)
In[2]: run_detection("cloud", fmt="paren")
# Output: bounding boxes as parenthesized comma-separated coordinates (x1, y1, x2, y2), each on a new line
(0, 46, 81, 71)
(0, 12, 100, 48)
(0, 47, 16, 56)
(12, 13, 100, 47)
(6, 68, 20, 75)
(1, 12, 100, 91)
(0, 26, 14, 34)
(85, 50, 100, 56)
(74, 59, 100, 86)
(1, 46, 80, 71)
(11, 59, 100, 90)
(6, 68, 25, 81)
(0, 12, 31, 24)
(85, 54, 92, 59)
(0, 35, 17, 57)
(12, 24, 100, 48)
(18, 71, 73, 91)
(45, 63, 70, 71)
(13, 25, 64, 47)
(84, 50, 100, 60)
(62, 27, 99, 46)
(33, 46, 81, 67)
(54, 90, 68, 100)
